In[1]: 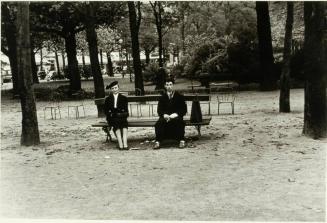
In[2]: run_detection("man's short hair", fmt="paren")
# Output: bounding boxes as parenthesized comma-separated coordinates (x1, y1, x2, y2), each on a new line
(165, 77, 174, 84)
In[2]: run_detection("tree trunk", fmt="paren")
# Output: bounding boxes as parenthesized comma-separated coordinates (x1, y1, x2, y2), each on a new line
(40, 47, 43, 70)
(54, 50, 61, 76)
(255, 1, 277, 91)
(85, 2, 105, 117)
(279, 2, 293, 113)
(152, 2, 164, 67)
(181, 12, 186, 56)
(302, 2, 327, 139)
(81, 49, 86, 68)
(145, 49, 151, 65)
(99, 48, 103, 69)
(106, 52, 114, 77)
(128, 2, 145, 95)
(157, 5, 164, 68)
(30, 48, 39, 84)
(2, 3, 19, 95)
(125, 52, 132, 82)
(61, 50, 66, 69)
(16, 2, 40, 146)
(64, 32, 81, 93)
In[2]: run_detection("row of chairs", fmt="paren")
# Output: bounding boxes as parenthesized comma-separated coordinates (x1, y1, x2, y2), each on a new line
(43, 102, 85, 120)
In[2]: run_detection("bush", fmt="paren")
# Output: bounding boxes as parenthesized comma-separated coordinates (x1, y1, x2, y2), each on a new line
(81, 65, 92, 79)
(34, 85, 94, 101)
(169, 64, 184, 78)
(143, 62, 160, 83)
(226, 42, 261, 84)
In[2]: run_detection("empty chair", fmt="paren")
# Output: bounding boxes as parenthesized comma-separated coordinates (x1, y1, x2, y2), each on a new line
(217, 89, 236, 115)
(44, 94, 61, 120)
(68, 93, 85, 119)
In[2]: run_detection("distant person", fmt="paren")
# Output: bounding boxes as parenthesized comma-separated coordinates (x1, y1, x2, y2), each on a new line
(154, 78, 187, 149)
(104, 81, 129, 150)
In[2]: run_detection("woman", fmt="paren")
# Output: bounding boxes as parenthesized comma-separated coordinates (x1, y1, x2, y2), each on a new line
(104, 81, 129, 150)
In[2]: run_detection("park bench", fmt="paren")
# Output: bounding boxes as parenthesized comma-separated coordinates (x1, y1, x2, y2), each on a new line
(92, 94, 212, 142)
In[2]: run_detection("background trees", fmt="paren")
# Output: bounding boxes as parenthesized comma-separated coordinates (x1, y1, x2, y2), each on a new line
(1, 3, 19, 96)
(128, 1, 144, 95)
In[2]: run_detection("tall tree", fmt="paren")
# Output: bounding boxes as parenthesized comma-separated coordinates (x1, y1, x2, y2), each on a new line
(84, 2, 105, 117)
(255, 1, 277, 91)
(1, 3, 19, 96)
(150, 1, 164, 67)
(128, 1, 144, 95)
(279, 2, 294, 113)
(97, 26, 118, 77)
(30, 2, 84, 93)
(16, 2, 40, 146)
(302, 2, 327, 139)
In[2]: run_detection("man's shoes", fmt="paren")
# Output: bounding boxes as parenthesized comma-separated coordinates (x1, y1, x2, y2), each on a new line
(122, 146, 129, 150)
(153, 141, 160, 150)
(179, 140, 186, 148)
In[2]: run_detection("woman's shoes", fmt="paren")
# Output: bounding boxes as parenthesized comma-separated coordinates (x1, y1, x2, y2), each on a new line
(117, 146, 129, 150)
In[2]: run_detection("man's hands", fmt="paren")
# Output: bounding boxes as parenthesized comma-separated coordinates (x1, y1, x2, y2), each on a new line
(163, 113, 178, 122)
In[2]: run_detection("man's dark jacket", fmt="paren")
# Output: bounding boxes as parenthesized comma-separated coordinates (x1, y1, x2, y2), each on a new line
(157, 91, 187, 118)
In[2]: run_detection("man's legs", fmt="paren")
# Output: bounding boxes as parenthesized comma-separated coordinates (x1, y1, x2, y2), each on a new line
(154, 118, 166, 148)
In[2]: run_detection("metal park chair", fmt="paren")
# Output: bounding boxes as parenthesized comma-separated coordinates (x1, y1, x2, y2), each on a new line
(217, 88, 236, 115)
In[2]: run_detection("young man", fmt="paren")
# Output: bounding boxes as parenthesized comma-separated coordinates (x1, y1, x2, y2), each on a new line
(104, 81, 129, 150)
(154, 78, 187, 149)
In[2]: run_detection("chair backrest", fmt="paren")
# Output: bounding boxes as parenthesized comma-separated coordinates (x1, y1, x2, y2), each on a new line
(217, 91, 236, 103)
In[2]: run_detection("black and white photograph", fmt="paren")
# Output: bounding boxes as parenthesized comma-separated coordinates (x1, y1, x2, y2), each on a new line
(1, 1, 326, 222)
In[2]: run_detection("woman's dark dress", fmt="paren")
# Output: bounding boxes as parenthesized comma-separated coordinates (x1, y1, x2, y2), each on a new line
(104, 93, 129, 131)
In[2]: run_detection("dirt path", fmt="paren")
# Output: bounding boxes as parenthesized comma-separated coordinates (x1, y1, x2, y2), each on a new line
(1, 89, 325, 221)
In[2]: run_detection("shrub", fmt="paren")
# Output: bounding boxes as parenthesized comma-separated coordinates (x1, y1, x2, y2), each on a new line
(169, 64, 184, 78)
(81, 65, 92, 79)
(227, 42, 261, 84)
(143, 62, 160, 83)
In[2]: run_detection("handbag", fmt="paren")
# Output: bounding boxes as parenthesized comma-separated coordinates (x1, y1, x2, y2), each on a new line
(190, 99, 203, 123)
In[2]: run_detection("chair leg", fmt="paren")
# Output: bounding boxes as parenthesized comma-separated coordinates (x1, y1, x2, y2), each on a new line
(58, 107, 61, 119)
(82, 105, 86, 117)
(68, 107, 70, 118)
(76, 107, 79, 119)
(232, 103, 234, 115)
(51, 108, 55, 120)
(217, 103, 220, 115)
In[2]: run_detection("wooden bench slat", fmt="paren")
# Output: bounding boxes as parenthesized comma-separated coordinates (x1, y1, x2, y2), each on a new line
(92, 116, 212, 127)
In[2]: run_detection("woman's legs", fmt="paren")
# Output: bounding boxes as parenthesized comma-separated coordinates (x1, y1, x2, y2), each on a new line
(115, 129, 123, 149)
(122, 128, 128, 148)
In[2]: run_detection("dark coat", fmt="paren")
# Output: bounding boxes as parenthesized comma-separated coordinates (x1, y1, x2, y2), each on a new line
(155, 91, 187, 141)
(157, 91, 187, 118)
(104, 93, 129, 130)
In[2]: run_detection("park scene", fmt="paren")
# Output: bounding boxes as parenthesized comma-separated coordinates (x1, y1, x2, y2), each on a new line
(1, 1, 326, 222)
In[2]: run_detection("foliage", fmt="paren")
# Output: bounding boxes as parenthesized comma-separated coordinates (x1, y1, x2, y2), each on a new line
(169, 63, 184, 77)
(81, 65, 92, 79)
(143, 62, 160, 83)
